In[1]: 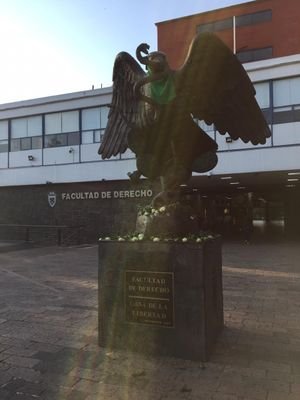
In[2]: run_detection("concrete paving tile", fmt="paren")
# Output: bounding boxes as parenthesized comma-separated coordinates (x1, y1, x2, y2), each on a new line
(42, 388, 88, 400)
(248, 360, 292, 373)
(16, 381, 47, 396)
(267, 392, 299, 400)
(1, 242, 300, 400)
(4, 355, 40, 368)
(0, 371, 12, 385)
(290, 382, 300, 393)
(0, 389, 10, 399)
(6, 366, 42, 382)
(2, 347, 38, 357)
(72, 378, 103, 394)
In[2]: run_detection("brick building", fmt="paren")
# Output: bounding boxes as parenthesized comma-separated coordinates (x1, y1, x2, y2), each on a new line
(157, 0, 300, 68)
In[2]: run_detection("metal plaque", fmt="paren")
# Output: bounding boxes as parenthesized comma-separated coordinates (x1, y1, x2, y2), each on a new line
(125, 270, 174, 327)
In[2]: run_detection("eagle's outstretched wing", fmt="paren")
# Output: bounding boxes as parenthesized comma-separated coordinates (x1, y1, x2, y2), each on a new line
(174, 32, 271, 145)
(98, 52, 147, 159)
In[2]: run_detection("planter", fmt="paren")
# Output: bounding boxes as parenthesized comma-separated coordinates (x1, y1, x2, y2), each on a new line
(98, 236, 223, 361)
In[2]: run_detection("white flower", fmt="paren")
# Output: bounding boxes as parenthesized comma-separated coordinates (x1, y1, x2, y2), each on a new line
(138, 233, 144, 241)
(207, 235, 213, 239)
(130, 236, 138, 241)
(104, 237, 111, 241)
(118, 237, 125, 241)
(159, 206, 166, 213)
(99, 238, 102, 241)
(182, 237, 188, 242)
(153, 211, 159, 217)
(144, 212, 150, 217)
(152, 237, 160, 242)
(196, 238, 203, 243)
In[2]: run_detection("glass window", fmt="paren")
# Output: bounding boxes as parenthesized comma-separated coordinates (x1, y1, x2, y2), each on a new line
(45, 134, 67, 147)
(28, 116, 42, 136)
(236, 9, 272, 27)
(11, 138, 21, 152)
(0, 140, 8, 153)
(100, 106, 109, 128)
(273, 77, 300, 107)
(262, 109, 272, 124)
(294, 109, 300, 122)
(82, 130, 94, 144)
(82, 108, 101, 130)
(11, 116, 42, 139)
(11, 118, 27, 138)
(94, 130, 104, 143)
(32, 136, 43, 149)
(197, 10, 271, 33)
(62, 111, 79, 133)
(21, 137, 31, 151)
(197, 18, 232, 33)
(45, 113, 61, 134)
(236, 47, 272, 63)
(273, 107, 300, 124)
(254, 82, 270, 108)
(0, 121, 8, 140)
(68, 131, 80, 145)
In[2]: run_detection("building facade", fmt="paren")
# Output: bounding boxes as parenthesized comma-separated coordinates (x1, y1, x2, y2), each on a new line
(156, 0, 300, 238)
(0, 0, 300, 242)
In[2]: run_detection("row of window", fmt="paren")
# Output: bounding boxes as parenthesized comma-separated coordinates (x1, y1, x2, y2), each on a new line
(236, 47, 273, 63)
(0, 106, 109, 140)
(197, 9, 272, 34)
(0, 106, 108, 153)
(0, 76, 300, 153)
(0, 129, 105, 153)
(197, 9, 273, 63)
(198, 77, 300, 134)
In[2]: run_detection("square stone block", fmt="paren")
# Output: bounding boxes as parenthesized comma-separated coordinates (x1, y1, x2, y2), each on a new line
(98, 237, 223, 361)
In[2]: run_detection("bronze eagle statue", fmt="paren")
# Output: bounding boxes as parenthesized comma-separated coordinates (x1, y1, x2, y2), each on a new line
(98, 32, 271, 196)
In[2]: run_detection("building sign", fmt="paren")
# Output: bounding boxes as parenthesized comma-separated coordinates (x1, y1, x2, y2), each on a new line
(61, 189, 153, 200)
(47, 189, 153, 207)
(125, 270, 174, 327)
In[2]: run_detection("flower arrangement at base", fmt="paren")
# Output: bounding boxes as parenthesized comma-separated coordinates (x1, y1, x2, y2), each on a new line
(99, 202, 216, 243)
(136, 201, 200, 237)
(98, 233, 216, 243)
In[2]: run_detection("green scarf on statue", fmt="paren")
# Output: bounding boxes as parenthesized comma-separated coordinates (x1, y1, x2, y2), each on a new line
(147, 68, 176, 105)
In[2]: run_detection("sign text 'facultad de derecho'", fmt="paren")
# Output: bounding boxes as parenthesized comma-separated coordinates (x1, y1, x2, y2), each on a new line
(61, 189, 153, 201)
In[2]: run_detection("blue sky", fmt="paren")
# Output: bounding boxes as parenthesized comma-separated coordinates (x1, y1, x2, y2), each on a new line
(0, 0, 252, 104)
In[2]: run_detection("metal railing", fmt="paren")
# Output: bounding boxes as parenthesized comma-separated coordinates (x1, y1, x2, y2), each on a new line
(0, 224, 84, 246)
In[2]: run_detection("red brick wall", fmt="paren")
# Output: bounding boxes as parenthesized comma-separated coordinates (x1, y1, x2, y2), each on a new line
(157, 0, 300, 69)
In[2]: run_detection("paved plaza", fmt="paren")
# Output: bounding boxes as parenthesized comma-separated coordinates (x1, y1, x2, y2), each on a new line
(0, 240, 300, 399)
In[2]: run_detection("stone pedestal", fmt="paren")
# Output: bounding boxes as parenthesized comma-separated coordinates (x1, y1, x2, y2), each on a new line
(98, 237, 223, 361)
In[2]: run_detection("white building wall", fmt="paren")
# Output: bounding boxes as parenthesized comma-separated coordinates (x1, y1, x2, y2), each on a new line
(0, 54, 299, 187)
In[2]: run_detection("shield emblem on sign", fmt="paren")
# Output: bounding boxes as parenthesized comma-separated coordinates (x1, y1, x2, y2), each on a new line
(48, 192, 57, 208)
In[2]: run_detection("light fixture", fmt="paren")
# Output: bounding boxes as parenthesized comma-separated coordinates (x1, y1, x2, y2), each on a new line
(237, 186, 246, 189)
(288, 172, 300, 176)
(230, 182, 240, 185)
(28, 155, 34, 161)
(286, 184, 296, 188)
(287, 178, 298, 182)
(220, 176, 232, 180)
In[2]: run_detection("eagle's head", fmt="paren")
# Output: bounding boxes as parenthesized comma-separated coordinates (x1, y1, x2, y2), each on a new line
(147, 51, 168, 73)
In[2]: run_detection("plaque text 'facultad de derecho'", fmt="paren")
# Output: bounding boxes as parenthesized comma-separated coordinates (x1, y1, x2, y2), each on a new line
(125, 271, 174, 327)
